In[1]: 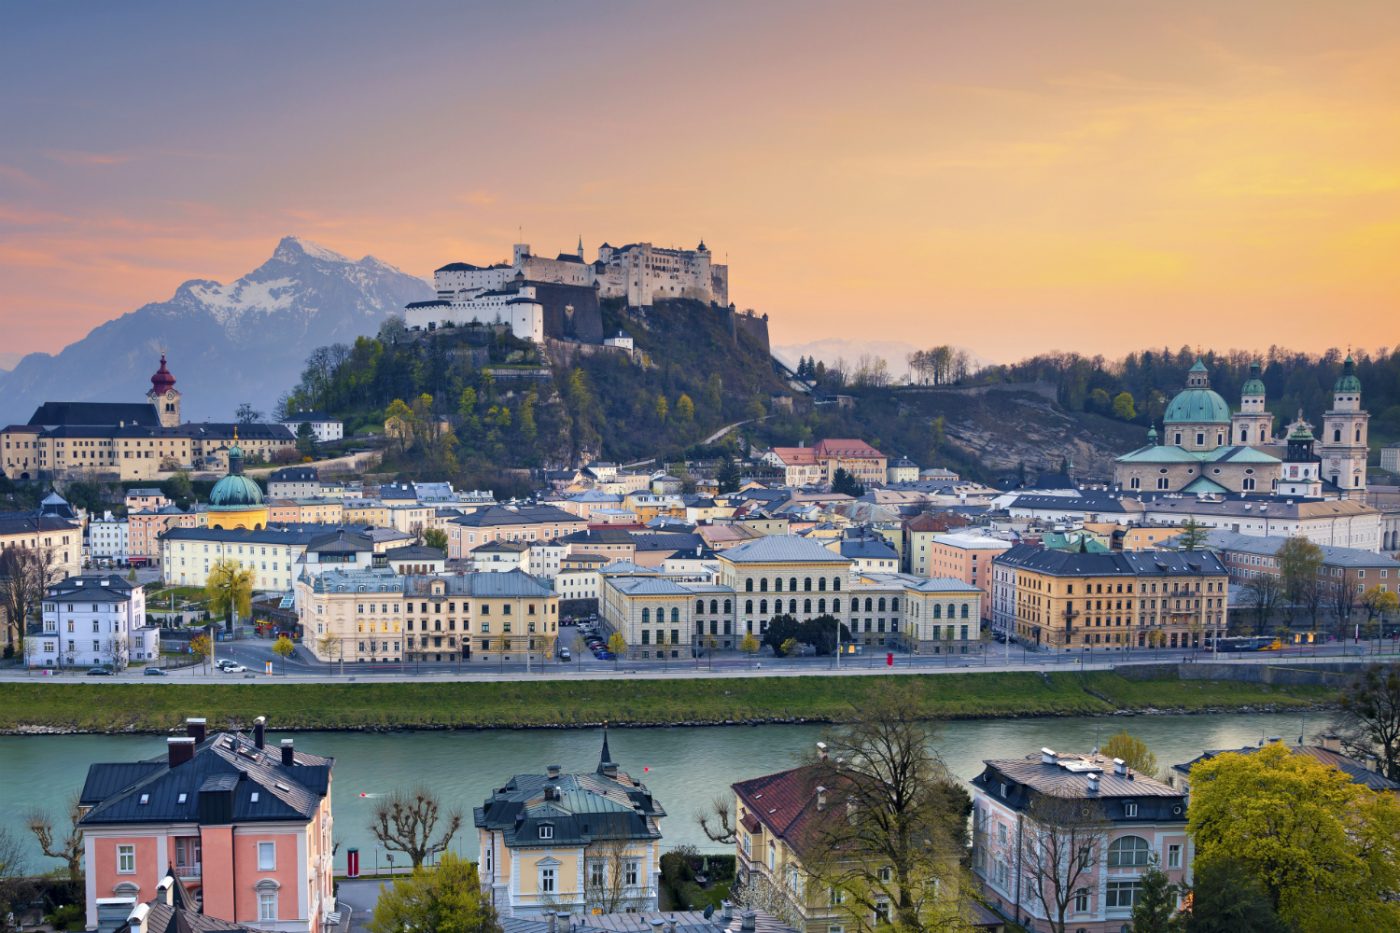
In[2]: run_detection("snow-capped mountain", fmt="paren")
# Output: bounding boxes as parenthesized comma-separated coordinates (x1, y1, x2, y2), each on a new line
(0, 237, 433, 423)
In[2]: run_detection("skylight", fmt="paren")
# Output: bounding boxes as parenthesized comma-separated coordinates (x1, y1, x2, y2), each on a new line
(139, 794, 150, 805)
(251, 792, 260, 803)
(177, 793, 187, 804)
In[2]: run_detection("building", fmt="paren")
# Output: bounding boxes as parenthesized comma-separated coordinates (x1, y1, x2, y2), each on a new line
(109, 867, 263, 933)
(474, 733, 665, 918)
(813, 439, 887, 487)
(125, 488, 169, 513)
(28, 574, 157, 669)
(1316, 354, 1370, 496)
(448, 505, 587, 559)
(834, 536, 899, 573)
(1186, 529, 1399, 600)
(992, 545, 1229, 651)
(129, 506, 204, 565)
(971, 749, 1191, 933)
(206, 438, 270, 531)
(766, 447, 824, 487)
(920, 532, 1012, 617)
(295, 568, 405, 664)
(596, 240, 728, 306)
(1381, 444, 1400, 475)
(89, 512, 130, 563)
(279, 411, 343, 444)
(472, 539, 532, 573)
(886, 456, 920, 484)
(78, 717, 335, 933)
(0, 511, 82, 578)
(267, 467, 320, 500)
(1170, 735, 1400, 796)
(161, 525, 364, 591)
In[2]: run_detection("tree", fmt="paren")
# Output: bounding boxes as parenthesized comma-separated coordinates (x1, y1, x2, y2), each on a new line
(1019, 794, 1109, 933)
(369, 787, 464, 869)
(1129, 861, 1179, 933)
(717, 456, 742, 494)
(27, 793, 84, 885)
(1276, 536, 1323, 627)
(205, 559, 253, 634)
(805, 682, 973, 933)
(1112, 391, 1137, 421)
(1361, 585, 1399, 632)
(696, 794, 738, 844)
(271, 634, 296, 674)
(1333, 662, 1400, 781)
(368, 851, 500, 933)
(1241, 574, 1282, 636)
(1187, 742, 1400, 930)
(583, 838, 652, 914)
(422, 528, 449, 552)
(0, 544, 58, 652)
(831, 467, 865, 497)
(739, 633, 760, 656)
(675, 393, 695, 422)
(1100, 730, 1159, 778)
(1179, 856, 1285, 933)
(161, 470, 194, 504)
(189, 633, 213, 671)
(607, 632, 627, 667)
(1328, 580, 1362, 638)
(295, 421, 317, 458)
(1176, 519, 1208, 552)
(654, 394, 669, 422)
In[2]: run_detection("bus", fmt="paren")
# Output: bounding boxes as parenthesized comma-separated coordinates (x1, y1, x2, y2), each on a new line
(1216, 636, 1284, 652)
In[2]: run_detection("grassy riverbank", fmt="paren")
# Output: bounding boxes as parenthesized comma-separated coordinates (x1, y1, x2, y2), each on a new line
(0, 671, 1337, 734)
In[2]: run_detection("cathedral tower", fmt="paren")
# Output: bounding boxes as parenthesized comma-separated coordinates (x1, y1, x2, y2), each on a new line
(1317, 354, 1369, 497)
(1231, 359, 1273, 447)
(147, 354, 181, 428)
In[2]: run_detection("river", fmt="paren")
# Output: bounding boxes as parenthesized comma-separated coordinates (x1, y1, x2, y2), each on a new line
(0, 711, 1318, 874)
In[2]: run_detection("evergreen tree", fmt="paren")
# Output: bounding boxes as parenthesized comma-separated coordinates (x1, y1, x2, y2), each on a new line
(1129, 862, 1179, 932)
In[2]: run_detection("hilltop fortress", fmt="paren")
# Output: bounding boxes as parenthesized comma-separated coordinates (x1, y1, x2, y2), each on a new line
(404, 239, 732, 345)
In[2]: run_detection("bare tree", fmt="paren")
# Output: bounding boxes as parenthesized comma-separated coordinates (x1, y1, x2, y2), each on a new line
(696, 794, 738, 845)
(1018, 795, 1108, 933)
(369, 787, 463, 868)
(27, 793, 84, 885)
(0, 545, 59, 652)
(1326, 581, 1360, 639)
(582, 839, 649, 914)
(729, 871, 804, 929)
(1333, 663, 1400, 782)
(1241, 574, 1283, 636)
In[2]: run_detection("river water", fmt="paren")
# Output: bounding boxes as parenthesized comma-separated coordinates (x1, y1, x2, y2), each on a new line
(0, 712, 1317, 874)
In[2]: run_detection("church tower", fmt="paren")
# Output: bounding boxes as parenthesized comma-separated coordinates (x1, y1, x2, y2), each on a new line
(1231, 360, 1273, 447)
(1317, 354, 1369, 497)
(1278, 412, 1322, 499)
(147, 354, 181, 428)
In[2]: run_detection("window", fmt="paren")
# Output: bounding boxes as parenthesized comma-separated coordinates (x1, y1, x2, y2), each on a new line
(1073, 888, 1089, 912)
(624, 859, 640, 887)
(539, 824, 554, 840)
(1107, 835, 1151, 868)
(541, 866, 556, 893)
(117, 844, 136, 874)
(1123, 802, 1138, 818)
(878, 866, 892, 882)
(1105, 880, 1143, 909)
(589, 860, 606, 889)
(874, 900, 891, 924)
(1167, 843, 1182, 869)
(830, 887, 846, 906)
(258, 891, 278, 921)
(257, 841, 276, 870)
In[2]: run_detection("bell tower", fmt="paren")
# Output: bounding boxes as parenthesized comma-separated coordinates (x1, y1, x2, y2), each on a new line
(1317, 354, 1369, 497)
(1231, 360, 1273, 447)
(147, 353, 181, 428)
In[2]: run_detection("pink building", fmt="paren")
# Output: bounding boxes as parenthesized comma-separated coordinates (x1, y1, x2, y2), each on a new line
(922, 532, 1012, 619)
(79, 717, 334, 932)
(128, 507, 202, 564)
(970, 749, 1191, 933)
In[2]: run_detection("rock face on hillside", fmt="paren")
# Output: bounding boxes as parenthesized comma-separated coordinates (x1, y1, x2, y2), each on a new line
(0, 238, 433, 423)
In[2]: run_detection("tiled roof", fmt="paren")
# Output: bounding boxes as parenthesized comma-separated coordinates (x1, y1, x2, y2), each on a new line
(732, 763, 848, 859)
(814, 438, 886, 459)
(993, 544, 1226, 577)
(721, 535, 850, 565)
(404, 568, 553, 598)
(453, 505, 583, 527)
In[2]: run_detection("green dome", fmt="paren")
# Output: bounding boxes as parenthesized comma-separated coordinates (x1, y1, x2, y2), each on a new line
(1334, 355, 1361, 393)
(1163, 387, 1231, 425)
(1242, 361, 1265, 397)
(209, 474, 264, 509)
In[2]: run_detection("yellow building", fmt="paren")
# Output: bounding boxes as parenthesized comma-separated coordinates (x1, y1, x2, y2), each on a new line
(474, 733, 665, 918)
(295, 569, 405, 664)
(205, 437, 269, 531)
(993, 545, 1229, 651)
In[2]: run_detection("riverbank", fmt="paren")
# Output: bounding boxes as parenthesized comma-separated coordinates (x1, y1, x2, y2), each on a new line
(0, 670, 1337, 734)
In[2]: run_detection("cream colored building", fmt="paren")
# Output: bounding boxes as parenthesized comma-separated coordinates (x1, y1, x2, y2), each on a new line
(160, 526, 342, 592)
(296, 568, 405, 664)
(0, 514, 82, 579)
(475, 736, 665, 917)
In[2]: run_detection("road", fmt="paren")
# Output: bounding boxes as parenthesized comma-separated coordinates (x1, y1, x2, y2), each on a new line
(7, 634, 1397, 684)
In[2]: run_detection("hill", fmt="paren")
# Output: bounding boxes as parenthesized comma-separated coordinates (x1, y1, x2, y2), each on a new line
(0, 237, 432, 424)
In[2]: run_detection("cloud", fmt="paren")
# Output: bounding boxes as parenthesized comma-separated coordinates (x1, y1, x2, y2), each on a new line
(44, 150, 134, 167)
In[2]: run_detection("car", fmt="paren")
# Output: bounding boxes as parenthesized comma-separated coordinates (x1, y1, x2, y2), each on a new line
(143, 667, 168, 676)
(558, 647, 572, 661)
(216, 659, 235, 670)
(86, 666, 113, 676)
(594, 650, 615, 660)
(221, 663, 248, 673)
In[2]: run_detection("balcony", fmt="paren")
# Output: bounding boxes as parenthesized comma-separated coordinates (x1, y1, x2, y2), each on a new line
(176, 861, 202, 879)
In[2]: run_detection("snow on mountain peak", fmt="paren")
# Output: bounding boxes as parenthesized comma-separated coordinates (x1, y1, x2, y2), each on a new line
(274, 235, 350, 264)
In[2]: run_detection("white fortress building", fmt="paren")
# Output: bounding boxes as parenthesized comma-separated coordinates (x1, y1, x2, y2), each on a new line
(406, 238, 729, 341)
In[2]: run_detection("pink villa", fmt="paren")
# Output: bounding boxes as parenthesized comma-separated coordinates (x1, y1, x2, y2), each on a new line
(970, 749, 1192, 933)
(79, 717, 335, 932)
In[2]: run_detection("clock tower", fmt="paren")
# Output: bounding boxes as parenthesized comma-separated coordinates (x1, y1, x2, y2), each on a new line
(147, 353, 181, 428)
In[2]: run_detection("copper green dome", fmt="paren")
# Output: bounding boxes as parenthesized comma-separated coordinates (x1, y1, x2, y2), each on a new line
(208, 439, 263, 510)
(1164, 358, 1231, 425)
(1242, 360, 1265, 397)
(1334, 354, 1362, 393)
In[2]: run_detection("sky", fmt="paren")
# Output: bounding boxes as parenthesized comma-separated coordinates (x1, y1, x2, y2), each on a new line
(2, 0, 1398, 366)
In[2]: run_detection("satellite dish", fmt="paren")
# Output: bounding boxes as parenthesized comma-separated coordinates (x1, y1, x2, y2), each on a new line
(703, 906, 715, 920)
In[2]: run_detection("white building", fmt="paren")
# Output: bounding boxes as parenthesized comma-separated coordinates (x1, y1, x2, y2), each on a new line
(88, 512, 129, 563)
(28, 574, 158, 670)
(280, 412, 343, 444)
(268, 466, 321, 499)
(405, 283, 545, 343)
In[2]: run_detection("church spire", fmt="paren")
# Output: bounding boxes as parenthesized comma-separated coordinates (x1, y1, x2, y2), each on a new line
(598, 722, 613, 771)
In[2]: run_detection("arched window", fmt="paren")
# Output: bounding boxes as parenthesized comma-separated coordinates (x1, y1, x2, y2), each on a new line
(1333, 429, 1341, 442)
(833, 577, 841, 591)
(671, 608, 680, 623)
(865, 597, 874, 612)
(745, 600, 753, 614)
(1107, 836, 1152, 868)
(818, 598, 826, 613)
(804, 577, 813, 592)
(724, 599, 732, 613)
(947, 602, 957, 618)
(933, 604, 942, 619)
(818, 578, 826, 591)
(760, 578, 768, 592)
(877, 598, 886, 612)
(696, 600, 705, 614)
(804, 599, 812, 614)
(745, 579, 753, 592)
(789, 599, 798, 613)
(961, 603, 969, 619)
(775, 577, 783, 592)
(789, 577, 798, 592)
(641, 608, 650, 624)
(710, 599, 718, 614)
(760, 599, 768, 615)
(832, 598, 841, 613)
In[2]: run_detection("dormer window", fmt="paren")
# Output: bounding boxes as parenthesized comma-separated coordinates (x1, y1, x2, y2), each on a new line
(539, 824, 554, 840)
(139, 794, 150, 805)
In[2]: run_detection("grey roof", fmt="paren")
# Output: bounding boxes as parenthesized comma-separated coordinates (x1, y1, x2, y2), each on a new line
(268, 466, 319, 483)
(974, 753, 1185, 822)
(453, 504, 583, 528)
(559, 527, 635, 545)
(993, 543, 1227, 577)
(1171, 744, 1400, 793)
(167, 422, 293, 441)
(162, 524, 369, 546)
(28, 401, 161, 428)
(405, 568, 553, 598)
(475, 539, 531, 553)
(0, 512, 79, 536)
(306, 529, 374, 554)
(45, 574, 138, 602)
(608, 576, 695, 596)
(80, 730, 332, 827)
(1009, 492, 1142, 514)
(838, 538, 898, 560)
(720, 535, 850, 565)
(632, 532, 705, 553)
(310, 569, 404, 594)
(127, 487, 164, 496)
(384, 544, 446, 560)
(1185, 529, 1400, 569)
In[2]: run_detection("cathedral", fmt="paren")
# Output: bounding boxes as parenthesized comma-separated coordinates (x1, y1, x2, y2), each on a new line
(1114, 356, 1370, 500)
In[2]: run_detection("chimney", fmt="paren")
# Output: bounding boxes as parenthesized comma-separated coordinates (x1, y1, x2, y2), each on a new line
(254, 716, 266, 749)
(157, 875, 174, 906)
(168, 736, 195, 767)
(281, 738, 295, 766)
(721, 901, 733, 923)
(741, 911, 757, 932)
(557, 913, 571, 933)
(1040, 747, 1058, 765)
(666, 922, 677, 933)
(649, 921, 664, 932)
(549, 914, 558, 933)
(547, 764, 562, 778)
(816, 786, 827, 811)
(186, 717, 207, 744)
(1318, 733, 1342, 753)
(1113, 757, 1127, 777)
(816, 741, 828, 761)
(1087, 773, 1100, 794)
(127, 903, 151, 933)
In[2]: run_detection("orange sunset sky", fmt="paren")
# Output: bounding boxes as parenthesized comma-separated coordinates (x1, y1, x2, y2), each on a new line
(1, 0, 1398, 365)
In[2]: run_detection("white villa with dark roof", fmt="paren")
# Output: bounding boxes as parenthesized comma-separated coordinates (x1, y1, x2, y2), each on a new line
(28, 573, 158, 670)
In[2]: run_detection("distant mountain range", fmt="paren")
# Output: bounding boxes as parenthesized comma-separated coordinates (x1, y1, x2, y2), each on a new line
(0, 237, 432, 424)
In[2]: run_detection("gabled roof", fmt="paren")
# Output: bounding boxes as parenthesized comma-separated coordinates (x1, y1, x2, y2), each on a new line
(28, 401, 161, 428)
(814, 438, 886, 459)
(404, 568, 552, 598)
(721, 535, 850, 565)
(732, 763, 845, 859)
(452, 505, 583, 528)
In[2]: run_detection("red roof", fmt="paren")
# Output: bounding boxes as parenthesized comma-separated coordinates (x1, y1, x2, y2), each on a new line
(733, 763, 846, 858)
(150, 354, 177, 394)
(905, 512, 971, 533)
(814, 438, 885, 460)
(771, 447, 819, 466)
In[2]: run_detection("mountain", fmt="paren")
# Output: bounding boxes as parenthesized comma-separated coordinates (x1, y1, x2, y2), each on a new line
(0, 237, 433, 424)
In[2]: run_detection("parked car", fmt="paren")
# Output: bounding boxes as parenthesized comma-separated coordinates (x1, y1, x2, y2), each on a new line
(221, 663, 248, 673)
(143, 667, 168, 676)
(558, 647, 572, 661)
(86, 667, 113, 676)
(594, 650, 615, 660)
